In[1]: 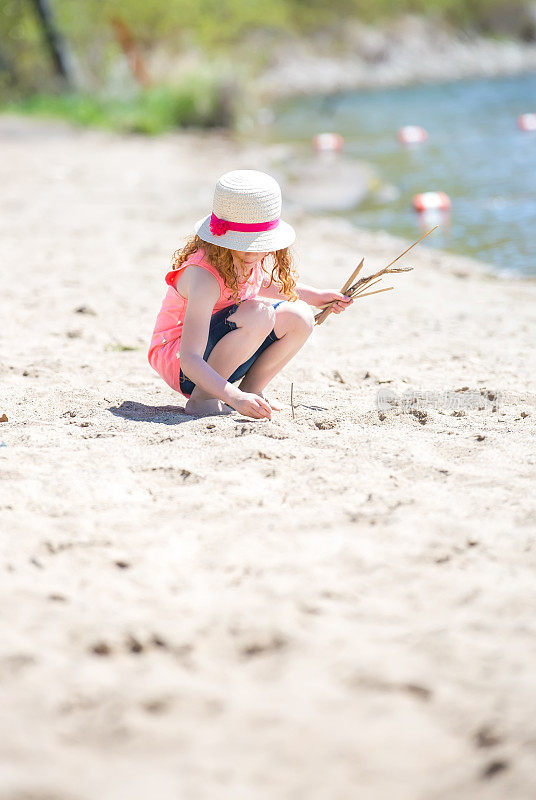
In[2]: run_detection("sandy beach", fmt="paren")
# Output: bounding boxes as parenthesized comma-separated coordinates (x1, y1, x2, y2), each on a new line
(1, 116, 536, 800)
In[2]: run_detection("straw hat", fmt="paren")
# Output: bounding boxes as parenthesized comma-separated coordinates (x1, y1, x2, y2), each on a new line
(194, 170, 295, 252)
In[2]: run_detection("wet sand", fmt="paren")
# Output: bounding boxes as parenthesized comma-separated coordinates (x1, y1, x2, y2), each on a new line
(1, 117, 535, 800)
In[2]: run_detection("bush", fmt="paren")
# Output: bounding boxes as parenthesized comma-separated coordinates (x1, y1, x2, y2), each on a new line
(0, 70, 239, 133)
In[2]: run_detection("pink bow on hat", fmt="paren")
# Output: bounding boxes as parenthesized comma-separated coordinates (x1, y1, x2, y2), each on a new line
(209, 212, 280, 237)
(210, 215, 231, 236)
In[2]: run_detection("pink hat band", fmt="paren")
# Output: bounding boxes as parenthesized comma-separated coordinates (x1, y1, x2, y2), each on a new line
(209, 212, 280, 237)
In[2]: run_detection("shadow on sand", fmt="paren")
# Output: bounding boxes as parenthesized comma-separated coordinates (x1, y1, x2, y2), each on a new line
(109, 400, 194, 425)
(109, 399, 328, 426)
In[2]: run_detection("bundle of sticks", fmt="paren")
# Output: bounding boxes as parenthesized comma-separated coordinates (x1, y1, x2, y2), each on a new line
(314, 226, 437, 326)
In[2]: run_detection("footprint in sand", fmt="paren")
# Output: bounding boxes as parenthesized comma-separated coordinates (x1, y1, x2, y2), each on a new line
(314, 419, 337, 430)
(410, 409, 428, 424)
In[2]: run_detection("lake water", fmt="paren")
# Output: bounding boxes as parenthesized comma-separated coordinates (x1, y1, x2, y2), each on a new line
(267, 72, 536, 276)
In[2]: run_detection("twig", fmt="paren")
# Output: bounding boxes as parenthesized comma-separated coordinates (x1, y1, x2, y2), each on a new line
(290, 382, 295, 420)
(314, 225, 437, 326)
(340, 257, 365, 293)
(353, 286, 394, 299)
(347, 265, 413, 297)
(381, 226, 437, 272)
(352, 277, 383, 297)
(317, 276, 386, 308)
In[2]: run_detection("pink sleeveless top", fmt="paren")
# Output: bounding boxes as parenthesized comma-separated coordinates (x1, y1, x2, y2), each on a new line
(148, 247, 265, 394)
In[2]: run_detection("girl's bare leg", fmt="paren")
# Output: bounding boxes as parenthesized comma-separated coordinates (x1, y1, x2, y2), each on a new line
(185, 301, 275, 416)
(237, 301, 315, 402)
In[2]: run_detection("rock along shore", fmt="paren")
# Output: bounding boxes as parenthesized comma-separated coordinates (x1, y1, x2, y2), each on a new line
(251, 15, 536, 100)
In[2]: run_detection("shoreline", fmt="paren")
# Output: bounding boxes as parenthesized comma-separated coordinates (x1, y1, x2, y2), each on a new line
(1, 111, 533, 282)
(310, 216, 536, 283)
(258, 55, 536, 104)
(251, 17, 536, 101)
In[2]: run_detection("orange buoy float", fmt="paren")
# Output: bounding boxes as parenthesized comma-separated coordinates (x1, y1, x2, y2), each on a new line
(313, 132, 344, 153)
(518, 113, 536, 131)
(413, 191, 451, 212)
(398, 125, 428, 145)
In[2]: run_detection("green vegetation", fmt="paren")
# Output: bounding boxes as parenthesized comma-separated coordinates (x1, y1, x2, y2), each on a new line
(0, 0, 533, 132)
(2, 76, 237, 134)
(49, 0, 536, 46)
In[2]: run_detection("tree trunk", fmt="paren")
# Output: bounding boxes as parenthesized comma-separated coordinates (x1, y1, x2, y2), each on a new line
(30, 0, 73, 86)
(0, 48, 19, 87)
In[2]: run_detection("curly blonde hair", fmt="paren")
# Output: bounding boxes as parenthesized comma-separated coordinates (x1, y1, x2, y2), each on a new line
(171, 235, 298, 305)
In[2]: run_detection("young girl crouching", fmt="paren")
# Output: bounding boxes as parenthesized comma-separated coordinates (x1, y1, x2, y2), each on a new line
(148, 170, 352, 420)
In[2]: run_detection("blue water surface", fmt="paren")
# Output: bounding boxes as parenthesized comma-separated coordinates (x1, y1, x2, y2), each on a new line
(268, 72, 536, 275)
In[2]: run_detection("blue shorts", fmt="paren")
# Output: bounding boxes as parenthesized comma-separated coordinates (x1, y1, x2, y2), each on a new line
(179, 300, 286, 397)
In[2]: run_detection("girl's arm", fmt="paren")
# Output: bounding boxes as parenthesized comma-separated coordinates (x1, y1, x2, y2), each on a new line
(179, 268, 224, 395)
(260, 279, 353, 314)
(295, 282, 327, 306)
(260, 278, 324, 303)
(180, 268, 271, 417)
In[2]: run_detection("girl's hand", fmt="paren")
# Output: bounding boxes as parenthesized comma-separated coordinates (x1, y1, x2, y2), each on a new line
(315, 290, 354, 314)
(228, 391, 272, 420)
